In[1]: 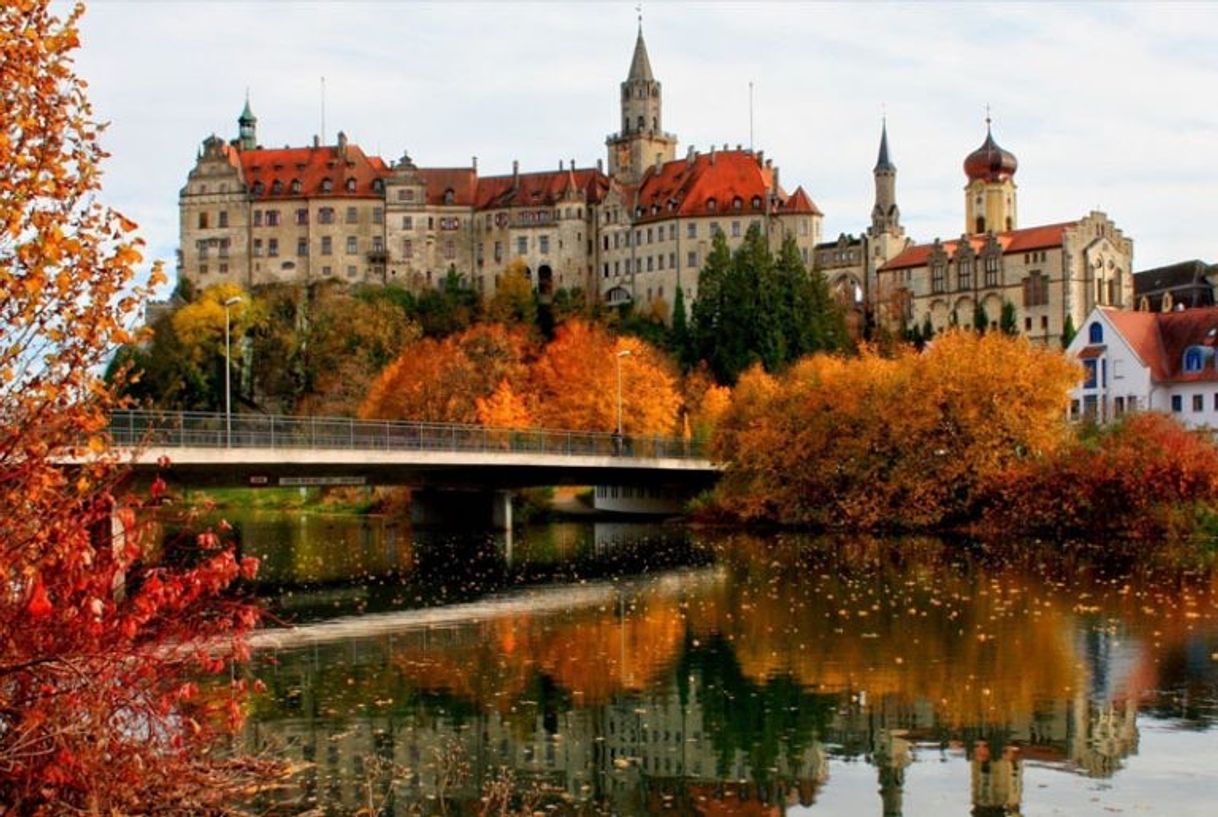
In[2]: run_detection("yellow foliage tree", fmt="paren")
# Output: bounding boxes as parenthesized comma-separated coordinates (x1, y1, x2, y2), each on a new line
(530, 319, 680, 435)
(484, 258, 536, 326)
(169, 282, 264, 364)
(476, 379, 534, 429)
(713, 330, 1080, 528)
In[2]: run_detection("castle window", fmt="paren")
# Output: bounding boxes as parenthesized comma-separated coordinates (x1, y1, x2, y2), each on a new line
(687, 222, 696, 239)
(318, 207, 334, 224)
(320, 236, 332, 255)
(1023, 273, 1049, 307)
(731, 221, 741, 238)
(931, 262, 946, 294)
(444, 188, 455, 205)
(267, 238, 278, 257)
(957, 259, 972, 290)
(706, 198, 717, 212)
(372, 178, 384, 193)
(688, 251, 698, 268)
(1088, 322, 1104, 344)
(975, 216, 985, 233)
(346, 236, 358, 254)
(271, 179, 283, 194)
(403, 239, 413, 259)
(637, 115, 644, 131)
(751, 196, 762, 210)
(198, 212, 209, 229)
(296, 238, 307, 256)
(345, 178, 357, 193)
(346, 206, 358, 224)
(295, 208, 308, 225)
(984, 255, 1000, 287)
(266, 210, 280, 227)
(252, 210, 262, 227)
(252, 181, 264, 196)
(732, 197, 743, 210)
(372, 207, 383, 225)
(320, 178, 332, 193)
(539, 235, 550, 255)
(291, 179, 302, 194)
(218, 211, 228, 228)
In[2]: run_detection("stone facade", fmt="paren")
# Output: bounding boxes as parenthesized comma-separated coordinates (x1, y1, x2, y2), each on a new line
(178, 28, 823, 319)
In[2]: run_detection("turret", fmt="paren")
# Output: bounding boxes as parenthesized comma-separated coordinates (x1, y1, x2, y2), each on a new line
(237, 94, 257, 151)
(871, 119, 900, 235)
(606, 21, 677, 184)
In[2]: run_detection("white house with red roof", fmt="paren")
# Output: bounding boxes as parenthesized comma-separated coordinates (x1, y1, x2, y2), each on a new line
(178, 26, 822, 317)
(1066, 306, 1218, 427)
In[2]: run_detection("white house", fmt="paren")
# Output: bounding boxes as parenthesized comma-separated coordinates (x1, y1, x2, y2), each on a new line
(1067, 305, 1218, 428)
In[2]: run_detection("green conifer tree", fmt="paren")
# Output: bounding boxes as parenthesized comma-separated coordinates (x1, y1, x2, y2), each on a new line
(1061, 313, 1077, 348)
(921, 314, 934, 342)
(973, 302, 989, 334)
(671, 284, 691, 370)
(1000, 300, 1018, 335)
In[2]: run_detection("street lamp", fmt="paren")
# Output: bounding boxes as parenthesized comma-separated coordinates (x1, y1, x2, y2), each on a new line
(223, 296, 242, 447)
(615, 349, 632, 447)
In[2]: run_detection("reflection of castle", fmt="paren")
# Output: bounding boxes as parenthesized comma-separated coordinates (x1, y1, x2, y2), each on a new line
(245, 638, 1139, 816)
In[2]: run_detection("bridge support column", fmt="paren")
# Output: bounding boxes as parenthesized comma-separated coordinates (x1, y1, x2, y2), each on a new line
(411, 488, 515, 531)
(491, 490, 512, 531)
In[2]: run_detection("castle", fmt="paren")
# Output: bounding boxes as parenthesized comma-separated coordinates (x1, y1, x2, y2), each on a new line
(179, 25, 1133, 342)
(178, 26, 823, 318)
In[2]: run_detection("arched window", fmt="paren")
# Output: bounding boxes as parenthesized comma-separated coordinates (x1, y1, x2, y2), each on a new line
(270, 179, 283, 194)
(320, 178, 332, 193)
(1185, 348, 1204, 372)
(637, 115, 644, 131)
(345, 177, 357, 193)
(975, 216, 986, 233)
(444, 188, 455, 205)
(251, 181, 264, 195)
(732, 196, 743, 210)
(751, 196, 762, 210)
(706, 197, 717, 212)
(372, 178, 384, 193)
(290, 179, 302, 194)
(1088, 322, 1104, 344)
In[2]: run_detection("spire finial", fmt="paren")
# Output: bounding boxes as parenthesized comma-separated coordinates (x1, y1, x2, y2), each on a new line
(985, 103, 992, 132)
(637, 2, 642, 28)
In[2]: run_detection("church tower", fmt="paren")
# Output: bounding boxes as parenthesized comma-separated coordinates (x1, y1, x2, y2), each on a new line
(870, 119, 900, 236)
(963, 116, 1018, 234)
(238, 95, 257, 151)
(606, 24, 677, 184)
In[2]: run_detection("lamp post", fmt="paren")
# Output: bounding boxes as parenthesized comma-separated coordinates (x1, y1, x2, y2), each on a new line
(615, 349, 632, 454)
(223, 296, 242, 447)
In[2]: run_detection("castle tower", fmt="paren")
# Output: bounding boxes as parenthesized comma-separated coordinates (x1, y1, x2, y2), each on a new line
(238, 94, 257, 151)
(870, 119, 900, 235)
(606, 23, 677, 184)
(963, 116, 1018, 234)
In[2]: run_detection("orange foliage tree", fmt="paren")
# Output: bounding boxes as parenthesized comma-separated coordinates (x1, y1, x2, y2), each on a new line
(712, 331, 1080, 528)
(1, 2, 263, 811)
(530, 319, 681, 435)
(359, 323, 535, 423)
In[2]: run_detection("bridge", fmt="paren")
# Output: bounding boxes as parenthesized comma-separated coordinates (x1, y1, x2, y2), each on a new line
(108, 411, 721, 528)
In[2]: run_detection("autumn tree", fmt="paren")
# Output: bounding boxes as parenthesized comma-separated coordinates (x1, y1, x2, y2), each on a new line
(484, 258, 537, 328)
(1, 2, 264, 811)
(360, 323, 534, 423)
(530, 319, 681, 435)
(712, 331, 1080, 528)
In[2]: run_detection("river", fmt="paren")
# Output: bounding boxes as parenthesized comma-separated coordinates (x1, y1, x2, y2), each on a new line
(203, 512, 1218, 816)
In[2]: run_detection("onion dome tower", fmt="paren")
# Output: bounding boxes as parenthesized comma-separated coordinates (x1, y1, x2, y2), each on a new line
(963, 114, 1018, 234)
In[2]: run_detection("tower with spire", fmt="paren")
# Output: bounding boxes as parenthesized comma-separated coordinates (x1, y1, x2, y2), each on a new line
(870, 119, 900, 236)
(605, 20, 676, 184)
(238, 94, 257, 151)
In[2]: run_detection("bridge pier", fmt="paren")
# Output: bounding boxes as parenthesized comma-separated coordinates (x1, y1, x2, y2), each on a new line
(411, 488, 514, 532)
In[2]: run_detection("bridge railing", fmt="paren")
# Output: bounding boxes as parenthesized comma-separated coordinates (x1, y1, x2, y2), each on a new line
(106, 411, 709, 460)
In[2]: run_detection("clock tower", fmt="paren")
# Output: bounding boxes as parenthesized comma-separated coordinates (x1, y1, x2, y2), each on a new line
(606, 24, 677, 184)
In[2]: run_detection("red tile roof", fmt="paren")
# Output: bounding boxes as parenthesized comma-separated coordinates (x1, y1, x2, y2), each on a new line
(880, 221, 1076, 271)
(472, 167, 609, 210)
(239, 143, 388, 200)
(417, 167, 478, 207)
(631, 149, 820, 223)
(1102, 306, 1218, 382)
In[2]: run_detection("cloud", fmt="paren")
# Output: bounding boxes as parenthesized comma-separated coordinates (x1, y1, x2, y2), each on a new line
(74, 0, 1218, 284)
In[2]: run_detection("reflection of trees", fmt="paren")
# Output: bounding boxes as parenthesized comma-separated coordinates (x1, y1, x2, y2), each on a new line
(677, 634, 835, 791)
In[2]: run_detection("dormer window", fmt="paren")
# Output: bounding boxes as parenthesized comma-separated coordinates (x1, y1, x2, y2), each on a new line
(751, 195, 762, 210)
(290, 179, 302, 194)
(320, 178, 333, 193)
(251, 181, 264, 195)
(372, 178, 384, 193)
(706, 197, 717, 212)
(444, 188, 455, 205)
(1184, 347, 1209, 373)
(345, 177, 357, 193)
(270, 179, 283, 194)
(732, 196, 743, 210)
(1088, 322, 1104, 344)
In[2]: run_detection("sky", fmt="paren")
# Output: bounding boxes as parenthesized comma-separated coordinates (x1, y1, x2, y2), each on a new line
(72, 0, 1218, 290)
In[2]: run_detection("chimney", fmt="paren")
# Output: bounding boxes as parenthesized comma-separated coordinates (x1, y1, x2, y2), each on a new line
(723, 143, 729, 151)
(736, 143, 742, 151)
(686, 145, 695, 162)
(472, 156, 477, 172)
(709, 145, 716, 165)
(336, 130, 348, 158)
(773, 166, 780, 191)
(559, 159, 564, 171)
(757, 150, 765, 167)
(654, 153, 662, 173)
(512, 159, 519, 186)
(570, 158, 576, 170)
(312, 134, 320, 148)
(596, 158, 603, 172)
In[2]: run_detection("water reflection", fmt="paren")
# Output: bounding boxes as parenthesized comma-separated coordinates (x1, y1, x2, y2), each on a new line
(235, 527, 1218, 816)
